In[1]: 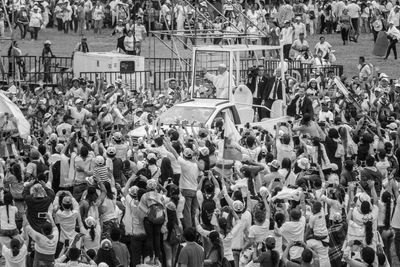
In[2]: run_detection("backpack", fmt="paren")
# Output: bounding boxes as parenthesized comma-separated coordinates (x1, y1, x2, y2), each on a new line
(201, 193, 216, 225)
(147, 202, 165, 225)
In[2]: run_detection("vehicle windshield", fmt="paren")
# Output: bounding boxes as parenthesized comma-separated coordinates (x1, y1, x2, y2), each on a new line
(158, 106, 215, 126)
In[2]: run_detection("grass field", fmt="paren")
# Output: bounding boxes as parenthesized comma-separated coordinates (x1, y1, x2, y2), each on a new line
(1, 27, 400, 78)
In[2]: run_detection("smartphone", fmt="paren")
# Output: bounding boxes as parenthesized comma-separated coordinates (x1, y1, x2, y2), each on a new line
(38, 212, 47, 219)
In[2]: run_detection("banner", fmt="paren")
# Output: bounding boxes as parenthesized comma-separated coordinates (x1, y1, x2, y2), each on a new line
(223, 113, 242, 161)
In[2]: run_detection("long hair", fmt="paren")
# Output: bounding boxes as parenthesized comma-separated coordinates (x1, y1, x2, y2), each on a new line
(104, 182, 114, 200)
(361, 201, 374, 245)
(89, 226, 95, 241)
(159, 157, 174, 184)
(10, 163, 22, 183)
(85, 186, 99, 206)
(265, 241, 280, 267)
(3, 193, 13, 224)
(381, 191, 392, 229)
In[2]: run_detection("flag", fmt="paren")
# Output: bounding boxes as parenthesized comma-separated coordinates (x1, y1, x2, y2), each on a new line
(223, 113, 242, 161)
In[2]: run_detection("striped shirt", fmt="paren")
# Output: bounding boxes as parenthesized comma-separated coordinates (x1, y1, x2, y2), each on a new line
(93, 166, 110, 184)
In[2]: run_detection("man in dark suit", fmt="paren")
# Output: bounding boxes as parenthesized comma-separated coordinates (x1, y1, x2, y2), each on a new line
(247, 65, 268, 120)
(262, 68, 284, 118)
(287, 86, 314, 119)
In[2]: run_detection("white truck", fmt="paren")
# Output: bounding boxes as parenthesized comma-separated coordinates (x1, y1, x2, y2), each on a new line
(129, 45, 292, 138)
(73, 52, 146, 88)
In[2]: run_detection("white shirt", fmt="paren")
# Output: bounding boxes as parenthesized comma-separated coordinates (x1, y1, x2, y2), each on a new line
(314, 41, 332, 57)
(281, 216, 306, 259)
(346, 3, 361, 18)
(205, 71, 235, 98)
(388, 10, 400, 26)
(2, 244, 27, 267)
(0, 206, 17, 230)
(178, 157, 199, 190)
(293, 22, 307, 39)
(281, 26, 294, 45)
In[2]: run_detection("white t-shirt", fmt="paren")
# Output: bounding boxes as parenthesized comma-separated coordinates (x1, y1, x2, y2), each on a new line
(346, 3, 361, 18)
(69, 107, 91, 125)
(318, 110, 334, 123)
(314, 41, 332, 57)
(231, 210, 252, 250)
(248, 220, 271, 244)
(2, 244, 27, 267)
(281, 216, 306, 259)
(0, 205, 18, 230)
(178, 157, 199, 191)
(55, 209, 79, 242)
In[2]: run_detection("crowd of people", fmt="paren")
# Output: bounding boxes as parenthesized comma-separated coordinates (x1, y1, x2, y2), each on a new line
(1, 0, 400, 58)
(1, 1, 400, 267)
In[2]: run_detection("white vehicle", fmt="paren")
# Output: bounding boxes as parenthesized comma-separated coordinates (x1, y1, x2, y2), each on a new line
(130, 45, 292, 138)
(73, 52, 146, 87)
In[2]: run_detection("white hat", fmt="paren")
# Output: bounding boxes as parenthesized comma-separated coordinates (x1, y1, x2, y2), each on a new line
(146, 153, 157, 160)
(95, 155, 105, 165)
(75, 99, 84, 104)
(218, 63, 227, 68)
(297, 157, 310, 170)
(106, 146, 116, 156)
(115, 78, 122, 84)
(147, 179, 158, 190)
(232, 200, 245, 212)
(44, 40, 51, 45)
(387, 122, 398, 130)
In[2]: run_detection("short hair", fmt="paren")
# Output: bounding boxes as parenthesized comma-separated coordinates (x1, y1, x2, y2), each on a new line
(110, 228, 121, 241)
(302, 248, 313, 263)
(183, 227, 197, 242)
(359, 56, 365, 62)
(290, 208, 301, 221)
(68, 247, 81, 261)
(41, 222, 53, 236)
(366, 155, 375, 167)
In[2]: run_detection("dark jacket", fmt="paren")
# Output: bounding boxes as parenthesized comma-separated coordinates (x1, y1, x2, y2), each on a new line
(287, 95, 314, 118)
(263, 77, 284, 101)
(247, 75, 268, 99)
(23, 183, 55, 232)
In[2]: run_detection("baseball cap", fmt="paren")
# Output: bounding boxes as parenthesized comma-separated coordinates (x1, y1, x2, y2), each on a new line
(147, 153, 157, 161)
(268, 159, 280, 169)
(232, 200, 245, 212)
(62, 196, 72, 205)
(106, 146, 116, 156)
(95, 155, 105, 165)
(183, 148, 193, 158)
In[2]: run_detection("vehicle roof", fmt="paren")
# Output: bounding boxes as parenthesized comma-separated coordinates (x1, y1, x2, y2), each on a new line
(175, 98, 234, 108)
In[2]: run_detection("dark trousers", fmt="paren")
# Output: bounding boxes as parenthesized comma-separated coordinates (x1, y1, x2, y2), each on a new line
(265, 99, 275, 118)
(30, 27, 40, 40)
(144, 218, 162, 259)
(64, 21, 70, 33)
(393, 228, 400, 264)
(373, 29, 379, 43)
(72, 17, 78, 33)
(17, 23, 27, 38)
(283, 44, 291, 60)
(131, 234, 147, 266)
(57, 18, 63, 31)
(385, 38, 398, 59)
(341, 27, 349, 42)
(351, 18, 359, 34)
(253, 97, 263, 120)
(161, 21, 171, 40)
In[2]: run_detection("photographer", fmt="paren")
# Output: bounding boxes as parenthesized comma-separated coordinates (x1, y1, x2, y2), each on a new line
(23, 178, 55, 233)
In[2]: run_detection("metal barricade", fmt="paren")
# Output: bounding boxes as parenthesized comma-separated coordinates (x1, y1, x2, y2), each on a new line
(79, 71, 152, 91)
(146, 57, 192, 72)
(153, 70, 191, 91)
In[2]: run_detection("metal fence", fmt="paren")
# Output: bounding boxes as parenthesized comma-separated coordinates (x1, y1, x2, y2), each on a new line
(0, 71, 73, 89)
(79, 71, 152, 91)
